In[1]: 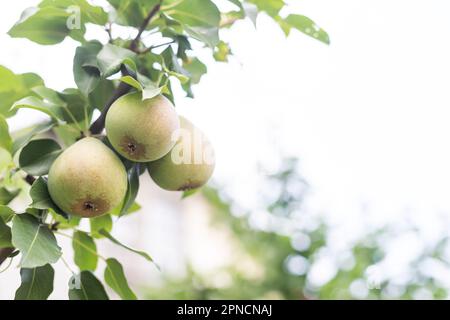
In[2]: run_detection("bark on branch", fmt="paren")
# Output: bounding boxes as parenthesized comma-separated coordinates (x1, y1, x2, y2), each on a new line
(0, 248, 14, 267)
(129, 1, 162, 52)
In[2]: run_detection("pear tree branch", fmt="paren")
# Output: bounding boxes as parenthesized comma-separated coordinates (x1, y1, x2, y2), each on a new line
(89, 66, 133, 135)
(129, 0, 163, 52)
(89, 1, 163, 135)
(0, 248, 14, 267)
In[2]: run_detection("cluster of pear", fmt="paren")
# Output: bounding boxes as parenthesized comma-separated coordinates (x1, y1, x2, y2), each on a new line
(47, 92, 215, 218)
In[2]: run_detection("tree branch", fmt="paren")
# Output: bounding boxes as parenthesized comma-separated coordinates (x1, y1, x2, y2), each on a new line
(129, 1, 163, 52)
(0, 248, 14, 267)
(25, 174, 36, 185)
(89, 66, 133, 135)
(89, 1, 163, 135)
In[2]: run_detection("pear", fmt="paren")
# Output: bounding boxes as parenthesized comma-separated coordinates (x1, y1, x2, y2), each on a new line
(147, 117, 215, 191)
(105, 92, 180, 162)
(48, 137, 127, 218)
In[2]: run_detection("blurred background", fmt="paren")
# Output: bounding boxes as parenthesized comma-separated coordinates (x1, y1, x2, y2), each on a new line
(3, 0, 450, 299)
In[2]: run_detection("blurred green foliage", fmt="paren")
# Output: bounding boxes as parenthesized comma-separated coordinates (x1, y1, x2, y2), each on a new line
(143, 158, 450, 300)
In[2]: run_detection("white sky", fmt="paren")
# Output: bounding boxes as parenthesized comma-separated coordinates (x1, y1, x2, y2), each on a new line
(2, 0, 450, 234)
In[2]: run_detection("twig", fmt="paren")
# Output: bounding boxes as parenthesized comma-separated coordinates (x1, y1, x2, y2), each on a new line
(0, 248, 14, 267)
(24, 174, 36, 186)
(0, 254, 14, 273)
(138, 40, 175, 54)
(106, 22, 113, 43)
(129, 1, 163, 52)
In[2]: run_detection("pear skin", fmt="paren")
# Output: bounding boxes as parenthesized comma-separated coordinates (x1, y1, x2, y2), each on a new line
(105, 92, 180, 162)
(147, 117, 215, 191)
(48, 137, 127, 218)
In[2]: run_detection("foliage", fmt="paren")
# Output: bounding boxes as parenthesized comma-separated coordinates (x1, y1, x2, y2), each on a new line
(143, 159, 450, 300)
(0, 0, 329, 300)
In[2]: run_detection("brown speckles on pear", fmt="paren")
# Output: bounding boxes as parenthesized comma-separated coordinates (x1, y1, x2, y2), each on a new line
(119, 135, 147, 160)
(47, 137, 127, 218)
(72, 197, 110, 218)
(105, 92, 180, 162)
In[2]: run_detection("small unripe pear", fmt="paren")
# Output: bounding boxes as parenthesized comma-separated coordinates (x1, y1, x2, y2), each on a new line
(48, 137, 127, 218)
(105, 92, 180, 162)
(147, 117, 215, 191)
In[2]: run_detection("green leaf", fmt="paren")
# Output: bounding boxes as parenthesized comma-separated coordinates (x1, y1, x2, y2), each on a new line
(0, 188, 20, 205)
(248, 0, 284, 17)
(39, 0, 108, 25)
(58, 88, 90, 124)
(73, 231, 98, 271)
(0, 218, 12, 248)
(183, 57, 207, 84)
(163, 0, 220, 47)
(184, 25, 220, 47)
(142, 86, 163, 100)
(0, 115, 13, 152)
(119, 76, 142, 91)
(8, 7, 71, 45)
(88, 79, 115, 111)
(74, 41, 102, 96)
(0, 147, 12, 172)
(90, 214, 112, 238)
(53, 125, 81, 147)
(19, 139, 62, 176)
(284, 14, 330, 45)
(134, 73, 164, 100)
(174, 35, 192, 60)
(214, 41, 231, 62)
(12, 214, 62, 268)
(11, 96, 64, 121)
(15, 264, 54, 300)
(227, 0, 244, 11)
(29, 177, 54, 209)
(164, 0, 220, 27)
(12, 122, 55, 155)
(99, 229, 154, 264)
(32, 86, 65, 105)
(51, 211, 80, 229)
(109, 202, 141, 216)
(69, 271, 109, 300)
(29, 177, 67, 218)
(104, 258, 137, 300)
(0, 147, 12, 173)
(182, 188, 199, 199)
(0, 205, 15, 223)
(120, 164, 140, 216)
(97, 44, 136, 78)
(0, 66, 44, 117)
(107, 0, 160, 28)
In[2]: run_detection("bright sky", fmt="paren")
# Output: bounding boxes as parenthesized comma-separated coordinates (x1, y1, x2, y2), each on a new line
(2, 0, 450, 236)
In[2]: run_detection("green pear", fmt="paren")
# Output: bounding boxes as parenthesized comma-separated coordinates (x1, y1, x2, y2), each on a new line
(105, 92, 180, 162)
(48, 137, 127, 218)
(147, 117, 215, 191)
